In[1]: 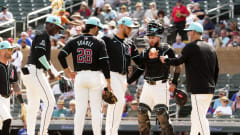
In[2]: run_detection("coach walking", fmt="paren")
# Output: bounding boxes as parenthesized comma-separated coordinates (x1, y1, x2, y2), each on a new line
(160, 22, 219, 135)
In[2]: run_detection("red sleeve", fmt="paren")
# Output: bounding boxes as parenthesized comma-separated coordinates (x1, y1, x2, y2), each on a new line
(87, 9, 91, 17)
(78, 9, 81, 14)
(184, 6, 189, 16)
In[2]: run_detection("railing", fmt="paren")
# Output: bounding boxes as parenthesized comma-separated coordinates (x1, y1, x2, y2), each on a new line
(26, 1, 82, 30)
(0, 19, 16, 38)
(207, 0, 234, 23)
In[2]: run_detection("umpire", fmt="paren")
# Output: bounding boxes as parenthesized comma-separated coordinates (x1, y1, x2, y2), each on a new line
(160, 22, 219, 135)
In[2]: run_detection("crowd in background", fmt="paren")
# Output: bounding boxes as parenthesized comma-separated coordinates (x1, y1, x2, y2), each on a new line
(1, 0, 240, 122)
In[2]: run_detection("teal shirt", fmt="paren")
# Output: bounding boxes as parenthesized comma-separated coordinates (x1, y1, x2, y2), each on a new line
(52, 109, 68, 118)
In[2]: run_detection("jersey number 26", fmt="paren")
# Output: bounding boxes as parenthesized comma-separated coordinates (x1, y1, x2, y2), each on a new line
(77, 48, 92, 64)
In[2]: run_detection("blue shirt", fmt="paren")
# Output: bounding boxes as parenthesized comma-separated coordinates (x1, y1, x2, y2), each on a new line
(213, 98, 231, 110)
(18, 128, 27, 135)
(104, 10, 117, 21)
(17, 38, 32, 46)
(172, 42, 186, 48)
(221, 37, 230, 47)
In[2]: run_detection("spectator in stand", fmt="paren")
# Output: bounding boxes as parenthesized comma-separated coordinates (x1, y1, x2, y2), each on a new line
(127, 100, 138, 117)
(212, 30, 222, 48)
(228, 35, 240, 47)
(75, 26, 82, 36)
(202, 33, 214, 46)
(231, 90, 240, 102)
(203, 17, 215, 37)
(0, 37, 3, 42)
(18, 110, 27, 135)
(232, 92, 240, 116)
(97, 25, 111, 38)
(70, 13, 83, 21)
(92, 7, 105, 24)
(108, 20, 117, 35)
(125, 91, 133, 103)
(52, 100, 68, 118)
(93, 0, 105, 8)
(27, 27, 35, 40)
(171, 0, 189, 40)
(0, 6, 13, 23)
(192, 2, 205, 25)
(64, 29, 71, 41)
(186, 3, 195, 27)
(144, 2, 158, 20)
(214, 96, 232, 116)
(57, 9, 71, 26)
(229, 21, 239, 35)
(172, 35, 186, 48)
(220, 29, 230, 47)
(117, 5, 129, 21)
(122, 104, 128, 118)
(57, 34, 66, 48)
(131, 2, 144, 21)
(66, 100, 76, 117)
(20, 40, 30, 51)
(78, 1, 91, 19)
(103, 4, 117, 22)
(213, 90, 231, 110)
(215, 20, 227, 34)
(17, 32, 32, 46)
(50, 37, 59, 50)
(157, 10, 170, 27)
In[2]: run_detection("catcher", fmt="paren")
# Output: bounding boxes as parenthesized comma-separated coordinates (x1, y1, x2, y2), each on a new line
(127, 21, 181, 135)
(0, 41, 25, 135)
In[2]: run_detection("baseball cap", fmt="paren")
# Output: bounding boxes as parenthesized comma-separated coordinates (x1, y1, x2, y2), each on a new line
(0, 41, 16, 50)
(177, 0, 182, 3)
(45, 16, 64, 30)
(118, 17, 136, 28)
(57, 100, 64, 105)
(146, 20, 164, 37)
(7, 38, 14, 43)
(86, 17, 103, 29)
(184, 22, 203, 33)
(202, 34, 209, 39)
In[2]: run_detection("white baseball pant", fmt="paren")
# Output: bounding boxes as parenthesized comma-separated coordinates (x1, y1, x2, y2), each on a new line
(22, 65, 55, 135)
(190, 94, 213, 135)
(0, 95, 11, 130)
(74, 70, 106, 135)
(140, 80, 170, 112)
(105, 72, 127, 135)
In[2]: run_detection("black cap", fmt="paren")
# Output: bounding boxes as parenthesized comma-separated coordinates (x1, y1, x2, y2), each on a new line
(2, 6, 7, 11)
(146, 20, 164, 37)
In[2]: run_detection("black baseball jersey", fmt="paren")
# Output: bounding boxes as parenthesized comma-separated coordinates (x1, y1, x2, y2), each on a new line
(0, 62, 18, 98)
(128, 44, 176, 84)
(58, 34, 110, 79)
(165, 40, 219, 94)
(102, 35, 141, 74)
(27, 30, 51, 70)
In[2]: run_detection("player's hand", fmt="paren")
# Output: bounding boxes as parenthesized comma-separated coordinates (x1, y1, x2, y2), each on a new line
(48, 70, 55, 81)
(67, 72, 77, 82)
(106, 78, 112, 92)
(149, 49, 159, 59)
(169, 83, 176, 93)
(160, 56, 166, 63)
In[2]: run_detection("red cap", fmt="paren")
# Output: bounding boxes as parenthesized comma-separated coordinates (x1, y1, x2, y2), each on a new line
(8, 38, 14, 43)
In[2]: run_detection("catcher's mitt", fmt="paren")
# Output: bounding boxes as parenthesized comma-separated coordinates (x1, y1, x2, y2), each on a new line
(59, 76, 73, 93)
(174, 89, 188, 106)
(21, 104, 27, 122)
(102, 88, 118, 104)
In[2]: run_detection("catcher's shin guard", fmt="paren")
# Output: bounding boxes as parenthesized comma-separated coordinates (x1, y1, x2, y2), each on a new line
(153, 104, 174, 135)
(138, 103, 151, 135)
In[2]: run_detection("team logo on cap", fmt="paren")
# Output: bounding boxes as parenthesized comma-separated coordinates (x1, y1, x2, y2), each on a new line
(122, 20, 125, 24)
(0, 45, 4, 48)
(150, 28, 158, 32)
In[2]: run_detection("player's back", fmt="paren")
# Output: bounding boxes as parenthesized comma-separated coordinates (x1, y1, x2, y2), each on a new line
(63, 34, 108, 72)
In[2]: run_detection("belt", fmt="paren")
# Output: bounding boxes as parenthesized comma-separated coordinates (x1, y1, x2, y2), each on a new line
(146, 80, 167, 85)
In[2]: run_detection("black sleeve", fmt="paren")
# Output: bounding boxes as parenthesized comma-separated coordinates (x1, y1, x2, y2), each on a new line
(98, 40, 110, 79)
(130, 42, 141, 66)
(58, 40, 72, 69)
(214, 55, 219, 85)
(166, 48, 176, 58)
(165, 45, 191, 66)
(128, 52, 145, 84)
(33, 35, 46, 60)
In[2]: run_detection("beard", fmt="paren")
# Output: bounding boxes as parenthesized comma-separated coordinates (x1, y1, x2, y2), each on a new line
(149, 40, 160, 48)
(4, 53, 12, 59)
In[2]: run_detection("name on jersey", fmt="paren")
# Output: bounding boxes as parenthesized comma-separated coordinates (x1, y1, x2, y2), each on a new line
(77, 40, 94, 47)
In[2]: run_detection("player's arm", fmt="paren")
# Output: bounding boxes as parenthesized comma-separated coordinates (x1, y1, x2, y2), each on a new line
(127, 52, 145, 84)
(130, 41, 141, 66)
(99, 40, 112, 91)
(58, 40, 76, 80)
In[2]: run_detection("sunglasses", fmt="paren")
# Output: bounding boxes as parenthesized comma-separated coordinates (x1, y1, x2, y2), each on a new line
(8, 48, 13, 52)
(223, 100, 229, 103)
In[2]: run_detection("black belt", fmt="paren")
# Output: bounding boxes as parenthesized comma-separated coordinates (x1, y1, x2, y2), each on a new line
(146, 80, 167, 85)
(111, 70, 126, 75)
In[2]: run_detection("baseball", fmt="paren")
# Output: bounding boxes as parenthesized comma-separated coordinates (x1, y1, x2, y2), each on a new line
(150, 48, 157, 53)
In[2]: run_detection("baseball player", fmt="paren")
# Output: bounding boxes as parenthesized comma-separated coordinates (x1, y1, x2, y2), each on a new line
(58, 17, 112, 135)
(0, 41, 25, 135)
(21, 16, 64, 135)
(127, 20, 180, 135)
(102, 17, 141, 135)
(160, 22, 219, 135)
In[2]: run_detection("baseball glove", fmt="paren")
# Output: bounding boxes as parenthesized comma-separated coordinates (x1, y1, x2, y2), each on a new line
(59, 76, 73, 93)
(174, 89, 188, 106)
(21, 104, 27, 122)
(102, 88, 118, 104)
